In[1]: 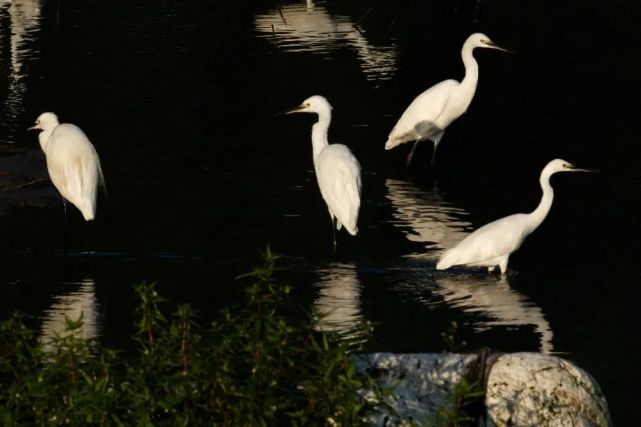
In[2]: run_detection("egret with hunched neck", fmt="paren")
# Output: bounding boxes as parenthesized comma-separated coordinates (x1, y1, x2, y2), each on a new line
(277, 95, 362, 252)
(385, 32, 509, 166)
(29, 112, 105, 221)
(436, 159, 593, 274)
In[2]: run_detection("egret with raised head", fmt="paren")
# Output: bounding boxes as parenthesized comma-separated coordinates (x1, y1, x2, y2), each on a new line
(277, 95, 361, 252)
(29, 112, 105, 221)
(385, 33, 509, 166)
(436, 159, 593, 274)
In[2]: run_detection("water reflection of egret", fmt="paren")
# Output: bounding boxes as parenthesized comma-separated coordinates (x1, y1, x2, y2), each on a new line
(385, 179, 553, 353)
(385, 179, 471, 259)
(434, 275, 554, 353)
(39, 278, 100, 352)
(254, 0, 397, 81)
(313, 263, 364, 341)
(0, 0, 41, 136)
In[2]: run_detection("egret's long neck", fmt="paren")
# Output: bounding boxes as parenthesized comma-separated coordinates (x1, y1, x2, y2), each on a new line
(527, 170, 555, 233)
(459, 42, 479, 97)
(38, 128, 54, 153)
(311, 109, 331, 161)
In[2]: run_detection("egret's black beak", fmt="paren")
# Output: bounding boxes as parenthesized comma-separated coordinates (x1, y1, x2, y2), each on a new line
(274, 104, 306, 117)
(486, 41, 512, 54)
(568, 164, 598, 173)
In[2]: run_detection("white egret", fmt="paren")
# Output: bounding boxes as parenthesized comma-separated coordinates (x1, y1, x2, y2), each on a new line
(384, 32, 509, 166)
(29, 112, 105, 221)
(436, 159, 593, 274)
(277, 95, 362, 251)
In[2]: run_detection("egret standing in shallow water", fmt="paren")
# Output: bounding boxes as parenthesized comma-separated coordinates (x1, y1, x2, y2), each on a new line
(277, 95, 362, 252)
(385, 33, 509, 166)
(29, 112, 105, 221)
(436, 159, 593, 274)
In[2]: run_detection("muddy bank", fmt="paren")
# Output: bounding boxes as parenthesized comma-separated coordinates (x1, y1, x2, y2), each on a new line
(0, 146, 57, 214)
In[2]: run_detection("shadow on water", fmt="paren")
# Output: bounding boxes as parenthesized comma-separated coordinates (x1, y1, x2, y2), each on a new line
(384, 178, 554, 353)
(312, 262, 365, 342)
(254, 0, 397, 82)
(39, 277, 100, 353)
(0, 0, 40, 141)
(434, 273, 553, 354)
(385, 178, 471, 259)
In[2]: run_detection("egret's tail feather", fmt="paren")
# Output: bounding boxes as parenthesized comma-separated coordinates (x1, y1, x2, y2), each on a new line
(79, 204, 95, 221)
(436, 250, 455, 270)
(345, 225, 358, 236)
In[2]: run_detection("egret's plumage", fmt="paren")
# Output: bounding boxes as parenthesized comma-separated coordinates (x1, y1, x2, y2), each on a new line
(279, 95, 361, 248)
(436, 159, 592, 274)
(385, 32, 508, 165)
(30, 112, 105, 221)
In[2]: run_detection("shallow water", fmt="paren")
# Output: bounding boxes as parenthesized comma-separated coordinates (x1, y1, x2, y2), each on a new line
(1, 0, 640, 423)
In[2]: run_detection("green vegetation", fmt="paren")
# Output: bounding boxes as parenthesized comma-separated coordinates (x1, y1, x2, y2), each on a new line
(0, 249, 382, 426)
(0, 248, 488, 426)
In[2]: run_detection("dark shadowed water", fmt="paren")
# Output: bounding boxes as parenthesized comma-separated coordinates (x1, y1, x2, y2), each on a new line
(1, 0, 640, 423)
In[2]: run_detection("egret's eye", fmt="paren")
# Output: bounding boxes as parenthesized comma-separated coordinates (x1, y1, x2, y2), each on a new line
(564, 163, 571, 168)
(306, 103, 310, 107)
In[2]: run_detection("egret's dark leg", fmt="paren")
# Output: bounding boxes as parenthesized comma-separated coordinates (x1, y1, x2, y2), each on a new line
(430, 142, 440, 166)
(62, 198, 69, 256)
(406, 139, 421, 169)
(330, 216, 337, 255)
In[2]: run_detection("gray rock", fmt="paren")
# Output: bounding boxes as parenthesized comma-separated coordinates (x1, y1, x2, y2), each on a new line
(486, 352, 611, 427)
(357, 352, 478, 426)
(357, 352, 611, 427)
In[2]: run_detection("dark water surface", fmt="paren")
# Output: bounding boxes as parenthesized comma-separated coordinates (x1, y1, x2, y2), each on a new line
(1, 0, 640, 423)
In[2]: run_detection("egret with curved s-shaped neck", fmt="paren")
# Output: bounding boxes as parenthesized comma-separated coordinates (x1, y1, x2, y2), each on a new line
(29, 112, 105, 221)
(437, 159, 594, 274)
(277, 96, 362, 252)
(385, 33, 509, 166)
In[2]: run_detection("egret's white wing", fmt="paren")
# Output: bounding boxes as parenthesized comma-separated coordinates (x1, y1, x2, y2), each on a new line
(438, 213, 530, 269)
(386, 79, 458, 149)
(46, 124, 102, 220)
(316, 144, 362, 235)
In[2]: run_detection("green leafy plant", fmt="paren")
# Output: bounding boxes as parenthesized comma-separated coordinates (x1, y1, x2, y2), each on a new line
(0, 248, 380, 426)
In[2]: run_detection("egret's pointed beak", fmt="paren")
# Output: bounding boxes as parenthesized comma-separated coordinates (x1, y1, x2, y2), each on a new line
(274, 104, 306, 117)
(572, 167, 598, 173)
(486, 41, 512, 53)
(27, 124, 39, 131)
(568, 164, 598, 173)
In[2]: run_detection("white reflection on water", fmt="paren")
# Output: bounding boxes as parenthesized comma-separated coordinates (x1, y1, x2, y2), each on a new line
(39, 278, 101, 351)
(385, 179, 554, 353)
(313, 263, 364, 340)
(0, 0, 40, 132)
(254, 0, 397, 81)
(435, 275, 554, 353)
(385, 179, 472, 259)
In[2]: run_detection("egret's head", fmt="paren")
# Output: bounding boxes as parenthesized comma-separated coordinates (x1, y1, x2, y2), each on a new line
(467, 33, 510, 53)
(547, 158, 595, 174)
(276, 95, 333, 117)
(28, 112, 60, 132)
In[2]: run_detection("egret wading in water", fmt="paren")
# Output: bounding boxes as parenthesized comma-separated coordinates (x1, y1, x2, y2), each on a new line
(436, 159, 594, 274)
(385, 33, 509, 167)
(277, 95, 362, 252)
(29, 112, 105, 221)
